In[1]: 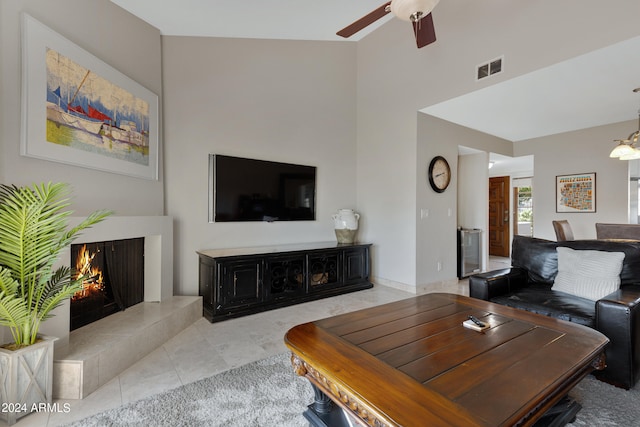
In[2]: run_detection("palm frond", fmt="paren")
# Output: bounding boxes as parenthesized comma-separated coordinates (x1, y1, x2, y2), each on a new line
(0, 267, 19, 297)
(33, 266, 78, 312)
(37, 281, 82, 322)
(0, 291, 30, 345)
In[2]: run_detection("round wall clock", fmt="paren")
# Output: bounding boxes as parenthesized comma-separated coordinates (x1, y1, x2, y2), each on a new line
(428, 156, 451, 193)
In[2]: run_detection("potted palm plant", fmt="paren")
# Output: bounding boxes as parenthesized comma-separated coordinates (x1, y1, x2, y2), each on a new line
(0, 182, 111, 425)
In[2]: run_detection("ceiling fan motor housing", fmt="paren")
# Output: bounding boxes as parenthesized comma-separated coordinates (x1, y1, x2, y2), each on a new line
(390, 0, 440, 21)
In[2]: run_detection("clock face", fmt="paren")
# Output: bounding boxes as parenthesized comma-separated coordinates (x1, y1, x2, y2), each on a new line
(428, 156, 451, 193)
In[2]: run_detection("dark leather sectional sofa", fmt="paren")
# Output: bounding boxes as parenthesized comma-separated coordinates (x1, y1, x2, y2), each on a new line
(469, 235, 640, 389)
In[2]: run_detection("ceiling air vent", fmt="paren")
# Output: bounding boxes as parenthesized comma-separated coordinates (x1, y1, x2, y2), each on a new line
(476, 56, 503, 81)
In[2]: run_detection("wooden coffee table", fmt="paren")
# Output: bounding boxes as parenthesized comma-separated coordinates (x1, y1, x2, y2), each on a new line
(284, 293, 608, 427)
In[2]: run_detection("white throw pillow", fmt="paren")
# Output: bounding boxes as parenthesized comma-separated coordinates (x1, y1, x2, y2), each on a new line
(551, 247, 625, 301)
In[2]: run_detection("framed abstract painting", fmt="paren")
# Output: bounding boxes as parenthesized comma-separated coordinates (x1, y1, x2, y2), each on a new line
(20, 14, 159, 180)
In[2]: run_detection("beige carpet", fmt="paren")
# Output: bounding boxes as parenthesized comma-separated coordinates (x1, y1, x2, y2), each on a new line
(65, 353, 311, 427)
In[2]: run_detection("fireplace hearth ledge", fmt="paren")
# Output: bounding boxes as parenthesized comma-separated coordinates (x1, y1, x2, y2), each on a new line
(53, 295, 202, 399)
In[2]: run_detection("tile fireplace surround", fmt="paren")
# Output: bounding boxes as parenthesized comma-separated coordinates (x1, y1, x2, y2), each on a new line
(17, 216, 202, 400)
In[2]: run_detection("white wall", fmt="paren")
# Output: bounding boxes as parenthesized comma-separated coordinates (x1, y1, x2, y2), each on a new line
(458, 153, 490, 271)
(415, 116, 460, 288)
(515, 120, 632, 240)
(416, 115, 511, 288)
(458, 153, 489, 230)
(162, 37, 359, 294)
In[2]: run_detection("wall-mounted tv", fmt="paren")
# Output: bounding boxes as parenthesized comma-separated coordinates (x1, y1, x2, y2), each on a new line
(209, 154, 316, 222)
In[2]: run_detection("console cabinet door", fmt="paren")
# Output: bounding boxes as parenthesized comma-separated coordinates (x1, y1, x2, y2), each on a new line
(264, 255, 306, 300)
(308, 251, 342, 292)
(343, 248, 369, 284)
(217, 259, 262, 310)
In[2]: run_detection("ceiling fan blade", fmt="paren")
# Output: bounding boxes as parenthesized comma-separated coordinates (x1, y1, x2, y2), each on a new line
(413, 13, 436, 48)
(337, 2, 391, 38)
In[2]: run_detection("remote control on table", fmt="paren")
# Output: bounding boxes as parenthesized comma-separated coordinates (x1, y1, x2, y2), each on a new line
(468, 315, 486, 327)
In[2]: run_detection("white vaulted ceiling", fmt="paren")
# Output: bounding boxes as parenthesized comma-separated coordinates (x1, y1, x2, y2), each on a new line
(424, 35, 640, 142)
(110, 0, 392, 41)
(111, 0, 640, 143)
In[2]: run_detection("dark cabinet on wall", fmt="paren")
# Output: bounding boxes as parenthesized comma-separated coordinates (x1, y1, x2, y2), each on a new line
(198, 242, 372, 322)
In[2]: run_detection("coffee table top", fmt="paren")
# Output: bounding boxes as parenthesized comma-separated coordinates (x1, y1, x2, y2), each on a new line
(285, 293, 608, 427)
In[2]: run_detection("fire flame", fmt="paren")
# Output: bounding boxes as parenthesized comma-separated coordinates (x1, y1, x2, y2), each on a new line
(72, 244, 105, 300)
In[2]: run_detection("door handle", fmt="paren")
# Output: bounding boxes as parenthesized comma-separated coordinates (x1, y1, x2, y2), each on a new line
(504, 210, 509, 224)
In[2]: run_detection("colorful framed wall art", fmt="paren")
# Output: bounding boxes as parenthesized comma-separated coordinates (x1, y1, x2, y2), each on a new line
(20, 14, 159, 180)
(556, 173, 596, 213)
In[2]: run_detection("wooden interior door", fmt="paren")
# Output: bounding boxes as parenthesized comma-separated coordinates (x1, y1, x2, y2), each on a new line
(489, 176, 510, 257)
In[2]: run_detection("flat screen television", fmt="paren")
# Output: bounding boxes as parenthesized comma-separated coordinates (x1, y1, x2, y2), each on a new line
(209, 154, 316, 222)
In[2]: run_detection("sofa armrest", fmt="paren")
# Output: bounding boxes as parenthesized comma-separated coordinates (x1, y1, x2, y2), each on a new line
(595, 287, 640, 389)
(468, 267, 529, 301)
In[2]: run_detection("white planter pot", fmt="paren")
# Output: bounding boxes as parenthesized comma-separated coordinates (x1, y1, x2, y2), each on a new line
(332, 209, 360, 243)
(0, 336, 56, 425)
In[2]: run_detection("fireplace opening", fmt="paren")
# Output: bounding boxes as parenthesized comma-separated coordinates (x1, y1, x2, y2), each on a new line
(70, 237, 144, 331)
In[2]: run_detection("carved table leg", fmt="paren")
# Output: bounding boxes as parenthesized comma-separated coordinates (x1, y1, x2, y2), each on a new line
(310, 384, 333, 414)
(290, 354, 364, 427)
(303, 383, 356, 427)
(532, 396, 581, 427)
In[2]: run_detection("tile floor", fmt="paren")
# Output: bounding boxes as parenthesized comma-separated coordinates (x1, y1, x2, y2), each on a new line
(14, 257, 509, 427)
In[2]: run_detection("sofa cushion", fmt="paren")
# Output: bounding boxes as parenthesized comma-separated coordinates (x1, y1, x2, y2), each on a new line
(490, 284, 596, 327)
(558, 239, 640, 286)
(551, 247, 624, 301)
(511, 236, 559, 284)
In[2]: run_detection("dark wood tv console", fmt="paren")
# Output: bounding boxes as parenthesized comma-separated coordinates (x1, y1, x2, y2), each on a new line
(197, 242, 373, 322)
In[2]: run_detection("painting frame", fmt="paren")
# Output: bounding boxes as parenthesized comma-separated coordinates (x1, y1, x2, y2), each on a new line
(20, 14, 159, 180)
(556, 172, 596, 213)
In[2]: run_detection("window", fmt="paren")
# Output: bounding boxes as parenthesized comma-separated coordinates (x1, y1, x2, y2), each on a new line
(514, 179, 533, 236)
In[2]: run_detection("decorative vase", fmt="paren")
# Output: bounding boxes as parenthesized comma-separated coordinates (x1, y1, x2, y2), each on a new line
(332, 209, 360, 244)
(0, 336, 56, 425)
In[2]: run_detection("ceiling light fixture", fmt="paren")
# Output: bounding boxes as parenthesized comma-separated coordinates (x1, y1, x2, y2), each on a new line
(390, 0, 440, 22)
(610, 88, 640, 160)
